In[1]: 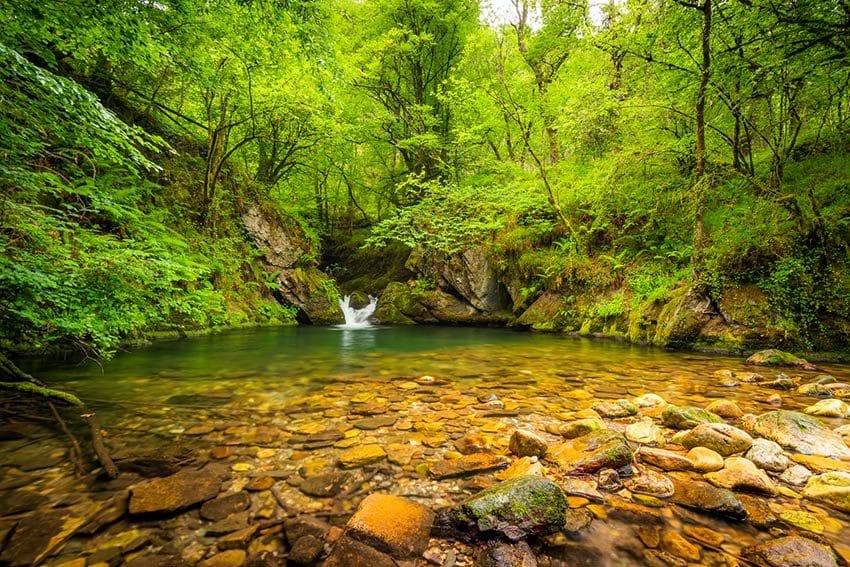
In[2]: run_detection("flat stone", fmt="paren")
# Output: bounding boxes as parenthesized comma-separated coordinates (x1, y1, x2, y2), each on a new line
(217, 525, 258, 550)
(338, 445, 387, 469)
(790, 454, 850, 473)
(496, 456, 544, 481)
(669, 476, 747, 521)
(2, 490, 49, 515)
(206, 511, 250, 536)
(661, 531, 701, 562)
(246, 476, 275, 491)
(738, 494, 777, 528)
(624, 470, 674, 498)
(780, 510, 824, 533)
(324, 535, 396, 567)
(802, 471, 850, 513)
(429, 453, 510, 479)
(749, 411, 850, 459)
(746, 439, 790, 472)
(346, 494, 434, 558)
(200, 492, 250, 521)
(743, 535, 838, 567)
(682, 525, 724, 547)
(454, 433, 494, 454)
(0, 513, 85, 567)
(284, 515, 331, 543)
(638, 448, 693, 471)
(547, 430, 632, 474)
(705, 457, 777, 495)
(686, 447, 724, 473)
(299, 472, 349, 498)
(353, 417, 397, 430)
(509, 429, 548, 458)
(625, 419, 665, 446)
(679, 423, 753, 456)
(129, 467, 223, 515)
(198, 549, 246, 567)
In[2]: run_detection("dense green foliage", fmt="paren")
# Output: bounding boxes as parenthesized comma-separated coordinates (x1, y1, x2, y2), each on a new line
(1, 0, 848, 356)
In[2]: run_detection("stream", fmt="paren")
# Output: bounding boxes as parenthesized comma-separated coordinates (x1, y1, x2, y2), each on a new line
(2, 326, 849, 566)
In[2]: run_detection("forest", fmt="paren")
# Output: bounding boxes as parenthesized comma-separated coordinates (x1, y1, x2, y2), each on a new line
(1, 0, 849, 359)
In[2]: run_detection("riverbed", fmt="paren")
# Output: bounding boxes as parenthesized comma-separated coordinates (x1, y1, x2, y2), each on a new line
(2, 326, 849, 566)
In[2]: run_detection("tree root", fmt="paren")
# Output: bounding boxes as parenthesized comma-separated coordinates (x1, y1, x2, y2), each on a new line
(1, 352, 119, 478)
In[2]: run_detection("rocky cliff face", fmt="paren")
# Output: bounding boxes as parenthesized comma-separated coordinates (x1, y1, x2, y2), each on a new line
(242, 205, 340, 324)
(375, 246, 512, 326)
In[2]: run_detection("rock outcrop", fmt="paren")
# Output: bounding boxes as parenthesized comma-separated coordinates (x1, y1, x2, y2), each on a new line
(242, 204, 340, 323)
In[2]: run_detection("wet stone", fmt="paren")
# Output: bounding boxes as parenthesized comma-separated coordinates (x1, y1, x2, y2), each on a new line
(555, 418, 604, 439)
(338, 445, 387, 469)
(346, 494, 434, 558)
(353, 416, 397, 430)
(475, 541, 538, 567)
(685, 447, 724, 473)
(284, 515, 331, 543)
(743, 535, 838, 567)
(444, 475, 567, 540)
(547, 430, 632, 474)
(745, 438, 790, 472)
(2, 490, 49, 515)
(638, 448, 693, 471)
(245, 476, 275, 491)
(562, 508, 594, 533)
(624, 470, 674, 498)
(802, 471, 850, 513)
(705, 400, 744, 419)
(704, 457, 777, 495)
(679, 423, 753, 456)
(323, 535, 396, 567)
(198, 549, 246, 567)
(661, 531, 701, 562)
(129, 467, 223, 515)
(509, 429, 548, 458)
(0, 513, 86, 567)
(200, 491, 251, 521)
(749, 411, 850, 459)
(669, 476, 747, 521)
(288, 535, 325, 564)
(455, 433, 494, 455)
(780, 464, 813, 486)
(206, 511, 250, 536)
(217, 525, 258, 550)
(299, 472, 349, 498)
(592, 399, 638, 418)
(429, 453, 510, 479)
(661, 405, 723, 430)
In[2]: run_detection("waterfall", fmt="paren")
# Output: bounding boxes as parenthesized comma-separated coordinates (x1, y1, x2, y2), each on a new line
(338, 295, 378, 328)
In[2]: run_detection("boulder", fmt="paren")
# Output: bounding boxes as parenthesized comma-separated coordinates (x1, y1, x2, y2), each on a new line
(345, 494, 434, 558)
(513, 292, 566, 332)
(745, 439, 789, 472)
(705, 400, 744, 419)
(661, 405, 723, 429)
(802, 472, 850, 513)
(444, 475, 567, 540)
(129, 467, 223, 515)
(547, 430, 633, 474)
(679, 423, 753, 456)
(509, 429, 548, 458)
(743, 536, 838, 567)
(749, 411, 850, 459)
(745, 349, 816, 370)
(704, 457, 778, 495)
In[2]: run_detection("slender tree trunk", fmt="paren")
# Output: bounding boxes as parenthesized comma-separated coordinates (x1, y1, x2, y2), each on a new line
(691, 0, 712, 283)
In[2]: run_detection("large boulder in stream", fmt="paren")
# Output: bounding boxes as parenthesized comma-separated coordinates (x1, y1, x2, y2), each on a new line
(746, 349, 816, 370)
(440, 475, 567, 540)
(746, 410, 850, 460)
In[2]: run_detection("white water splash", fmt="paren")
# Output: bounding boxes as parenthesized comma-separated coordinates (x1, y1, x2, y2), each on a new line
(338, 295, 378, 328)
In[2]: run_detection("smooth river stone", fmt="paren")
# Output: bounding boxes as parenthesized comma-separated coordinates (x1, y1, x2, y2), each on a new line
(802, 472, 850, 513)
(749, 411, 850, 460)
(743, 536, 838, 567)
(804, 399, 850, 418)
(129, 467, 223, 515)
(686, 447, 724, 473)
(346, 494, 434, 558)
(661, 406, 723, 430)
(338, 445, 387, 469)
(668, 475, 747, 520)
(704, 457, 777, 495)
(745, 438, 789, 472)
(638, 448, 693, 471)
(547, 430, 632, 474)
(428, 454, 510, 479)
(679, 423, 753, 456)
(625, 418, 665, 446)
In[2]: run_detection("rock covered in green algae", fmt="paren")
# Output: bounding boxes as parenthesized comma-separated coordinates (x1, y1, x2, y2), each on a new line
(802, 472, 850, 513)
(546, 430, 633, 474)
(745, 349, 816, 370)
(443, 475, 567, 540)
(748, 410, 850, 460)
(743, 535, 839, 567)
(804, 399, 850, 418)
(661, 405, 723, 430)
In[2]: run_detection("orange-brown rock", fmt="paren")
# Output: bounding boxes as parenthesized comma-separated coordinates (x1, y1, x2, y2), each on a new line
(345, 494, 434, 558)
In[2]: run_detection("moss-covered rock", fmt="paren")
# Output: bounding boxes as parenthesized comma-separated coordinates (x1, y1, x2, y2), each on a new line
(512, 292, 568, 332)
(444, 475, 567, 540)
(750, 411, 850, 459)
(746, 349, 816, 369)
(661, 405, 724, 430)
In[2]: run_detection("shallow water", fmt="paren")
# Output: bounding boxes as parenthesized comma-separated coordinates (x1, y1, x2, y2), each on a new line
(3, 326, 850, 566)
